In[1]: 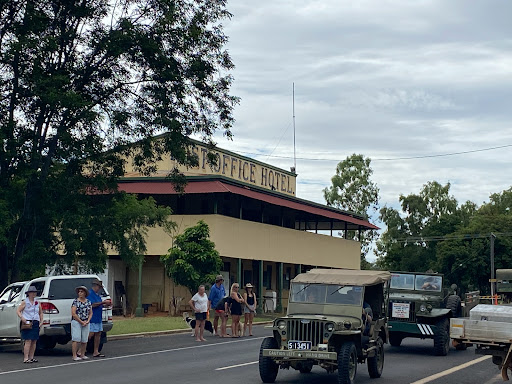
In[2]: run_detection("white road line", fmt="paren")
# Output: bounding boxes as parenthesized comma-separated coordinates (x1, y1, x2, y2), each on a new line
(215, 361, 258, 370)
(409, 355, 491, 384)
(0, 336, 265, 376)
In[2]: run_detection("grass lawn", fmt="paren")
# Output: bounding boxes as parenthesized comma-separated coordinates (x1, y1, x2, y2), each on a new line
(109, 314, 276, 336)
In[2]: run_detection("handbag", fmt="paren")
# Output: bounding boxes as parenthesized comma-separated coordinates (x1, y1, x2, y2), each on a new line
(20, 320, 33, 330)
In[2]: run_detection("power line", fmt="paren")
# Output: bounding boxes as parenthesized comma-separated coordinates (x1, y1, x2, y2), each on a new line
(391, 232, 512, 244)
(235, 143, 512, 163)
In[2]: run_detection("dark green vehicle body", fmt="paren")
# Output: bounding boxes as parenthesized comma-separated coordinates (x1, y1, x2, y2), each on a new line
(387, 272, 462, 356)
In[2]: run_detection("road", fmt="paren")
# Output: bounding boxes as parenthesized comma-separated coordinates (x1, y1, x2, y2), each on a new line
(0, 325, 504, 384)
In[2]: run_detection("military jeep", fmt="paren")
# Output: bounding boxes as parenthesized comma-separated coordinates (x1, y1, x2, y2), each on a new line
(259, 269, 391, 384)
(387, 272, 462, 356)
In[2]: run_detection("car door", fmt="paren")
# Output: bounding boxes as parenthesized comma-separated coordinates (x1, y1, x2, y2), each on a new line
(0, 284, 25, 337)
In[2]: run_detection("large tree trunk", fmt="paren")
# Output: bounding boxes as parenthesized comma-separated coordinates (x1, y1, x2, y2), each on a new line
(0, 244, 8, 291)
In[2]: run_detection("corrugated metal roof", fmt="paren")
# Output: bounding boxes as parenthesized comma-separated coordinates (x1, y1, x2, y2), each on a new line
(117, 180, 378, 230)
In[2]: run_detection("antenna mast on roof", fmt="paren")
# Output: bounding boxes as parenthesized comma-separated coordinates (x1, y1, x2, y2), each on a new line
(293, 83, 296, 173)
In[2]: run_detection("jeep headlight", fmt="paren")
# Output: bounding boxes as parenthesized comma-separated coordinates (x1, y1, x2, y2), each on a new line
(343, 320, 352, 330)
(427, 304, 433, 312)
(277, 320, 286, 330)
(326, 323, 335, 332)
(420, 304, 427, 312)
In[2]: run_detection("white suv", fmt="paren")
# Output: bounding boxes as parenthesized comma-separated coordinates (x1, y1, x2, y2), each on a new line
(0, 274, 113, 352)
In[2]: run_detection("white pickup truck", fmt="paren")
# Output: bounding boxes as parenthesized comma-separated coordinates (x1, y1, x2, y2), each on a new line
(450, 304, 512, 381)
(0, 274, 113, 352)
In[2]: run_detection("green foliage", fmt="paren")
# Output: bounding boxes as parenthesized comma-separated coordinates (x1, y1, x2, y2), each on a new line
(377, 184, 512, 294)
(161, 220, 221, 295)
(323, 154, 379, 268)
(0, 0, 237, 288)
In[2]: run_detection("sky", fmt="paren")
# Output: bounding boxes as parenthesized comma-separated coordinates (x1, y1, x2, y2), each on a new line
(211, 0, 512, 245)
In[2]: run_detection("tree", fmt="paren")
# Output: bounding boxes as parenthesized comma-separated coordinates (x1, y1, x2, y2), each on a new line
(376, 181, 460, 272)
(0, 0, 237, 289)
(323, 154, 379, 268)
(161, 220, 222, 295)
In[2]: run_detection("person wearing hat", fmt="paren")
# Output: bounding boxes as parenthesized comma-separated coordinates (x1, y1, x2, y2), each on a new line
(243, 283, 257, 336)
(16, 286, 43, 363)
(71, 286, 92, 361)
(87, 279, 110, 357)
(208, 274, 226, 336)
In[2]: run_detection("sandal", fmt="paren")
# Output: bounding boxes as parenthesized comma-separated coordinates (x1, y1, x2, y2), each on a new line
(93, 354, 105, 358)
(23, 360, 32, 364)
(30, 358, 38, 363)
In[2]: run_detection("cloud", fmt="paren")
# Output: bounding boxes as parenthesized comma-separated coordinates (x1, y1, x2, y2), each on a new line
(214, 1, 512, 259)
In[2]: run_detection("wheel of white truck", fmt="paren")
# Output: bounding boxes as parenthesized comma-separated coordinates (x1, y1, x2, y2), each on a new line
(433, 318, 450, 356)
(259, 337, 279, 383)
(338, 342, 357, 384)
(367, 337, 384, 378)
(446, 295, 462, 318)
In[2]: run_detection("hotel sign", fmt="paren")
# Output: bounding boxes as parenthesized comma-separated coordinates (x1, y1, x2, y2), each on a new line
(124, 142, 297, 197)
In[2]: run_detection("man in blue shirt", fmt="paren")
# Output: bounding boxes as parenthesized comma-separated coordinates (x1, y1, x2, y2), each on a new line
(87, 279, 110, 357)
(208, 275, 226, 336)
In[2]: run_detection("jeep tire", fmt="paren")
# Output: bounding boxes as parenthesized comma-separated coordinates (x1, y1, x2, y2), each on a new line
(389, 333, 403, 347)
(299, 364, 313, 374)
(259, 337, 279, 383)
(433, 318, 450, 356)
(367, 337, 384, 378)
(338, 342, 357, 384)
(446, 295, 462, 318)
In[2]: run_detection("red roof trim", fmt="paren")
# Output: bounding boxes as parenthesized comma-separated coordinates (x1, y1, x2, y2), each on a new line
(117, 180, 378, 230)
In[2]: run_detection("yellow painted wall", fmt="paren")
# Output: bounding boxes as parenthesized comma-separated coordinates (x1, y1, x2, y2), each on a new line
(114, 214, 361, 269)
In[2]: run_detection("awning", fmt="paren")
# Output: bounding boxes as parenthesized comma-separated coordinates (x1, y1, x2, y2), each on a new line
(118, 180, 378, 230)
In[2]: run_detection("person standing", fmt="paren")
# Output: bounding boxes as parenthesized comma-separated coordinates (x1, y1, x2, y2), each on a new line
(87, 279, 110, 357)
(243, 283, 257, 336)
(189, 285, 209, 342)
(228, 283, 244, 337)
(17, 286, 43, 363)
(71, 286, 92, 361)
(208, 275, 226, 336)
(214, 296, 230, 338)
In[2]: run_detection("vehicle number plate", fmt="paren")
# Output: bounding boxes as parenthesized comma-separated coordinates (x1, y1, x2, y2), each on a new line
(288, 341, 312, 350)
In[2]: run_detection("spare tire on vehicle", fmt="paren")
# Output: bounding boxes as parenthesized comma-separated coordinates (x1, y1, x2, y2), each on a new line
(446, 295, 462, 318)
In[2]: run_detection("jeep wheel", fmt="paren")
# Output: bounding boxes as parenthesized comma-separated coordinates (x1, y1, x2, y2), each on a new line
(259, 337, 279, 383)
(389, 333, 403, 347)
(446, 295, 462, 318)
(338, 342, 357, 384)
(367, 337, 384, 378)
(433, 318, 450, 356)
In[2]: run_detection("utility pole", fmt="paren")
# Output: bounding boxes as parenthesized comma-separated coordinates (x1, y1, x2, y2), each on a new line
(491, 233, 496, 298)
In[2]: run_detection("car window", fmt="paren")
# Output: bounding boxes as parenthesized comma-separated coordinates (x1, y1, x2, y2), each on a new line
(30, 281, 46, 297)
(390, 273, 415, 290)
(0, 285, 23, 303)
(415, 275, 442, 292)
(290, 283, 362, 305)
(49, 278, 107, 299)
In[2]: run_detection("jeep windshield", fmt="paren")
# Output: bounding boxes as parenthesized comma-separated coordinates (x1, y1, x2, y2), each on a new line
(390, 273, 442, 293)
(290, 283, 363, 305)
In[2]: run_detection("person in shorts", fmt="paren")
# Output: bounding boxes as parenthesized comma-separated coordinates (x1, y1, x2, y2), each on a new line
(214, 296, 230, 337)
(208, 275, 226, 335)
(189, 285, 209, 342)
(87, 279, 110, 357)
(71, 286, 92, 361)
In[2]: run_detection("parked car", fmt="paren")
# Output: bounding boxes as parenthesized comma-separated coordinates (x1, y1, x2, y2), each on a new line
(0, 274, 113, 352)
(259, 268, 391, 384)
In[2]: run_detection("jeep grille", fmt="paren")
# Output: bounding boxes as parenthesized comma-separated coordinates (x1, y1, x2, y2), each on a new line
(286, 320, 327, 346)
(389, 301, 416, 322)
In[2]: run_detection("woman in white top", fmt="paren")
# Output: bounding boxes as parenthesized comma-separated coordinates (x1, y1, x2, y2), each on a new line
(17, 286, 43, 363)
(189, 285, 210, 342)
